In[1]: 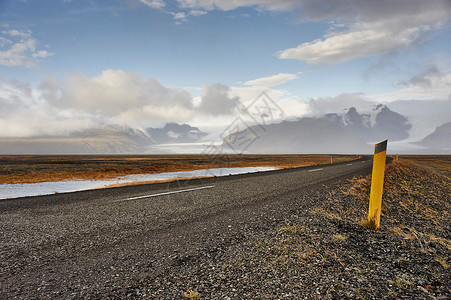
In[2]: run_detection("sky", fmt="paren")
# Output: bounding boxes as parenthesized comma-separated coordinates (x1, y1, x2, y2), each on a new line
(1, 0, 451, 141)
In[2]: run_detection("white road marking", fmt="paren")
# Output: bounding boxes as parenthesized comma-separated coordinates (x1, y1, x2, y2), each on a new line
(308, 168, 324, 172)
(347, 163, 353, 166)
(116, 185, 215, 202)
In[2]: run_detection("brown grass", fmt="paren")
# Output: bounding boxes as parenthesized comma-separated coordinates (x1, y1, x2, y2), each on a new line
(0, 154, 357, 184)
(343, 157, 450, 232)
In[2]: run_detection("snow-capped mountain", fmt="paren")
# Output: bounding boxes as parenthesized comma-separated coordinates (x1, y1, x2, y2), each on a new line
(222, 117, 371, 154)
(323, 105, 411, 142)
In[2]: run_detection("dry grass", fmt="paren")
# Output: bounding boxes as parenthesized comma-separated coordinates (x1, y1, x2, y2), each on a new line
(277, 224, 307, 234)
(401, 155, 451, 177)
(183, 290, 200, 299)
(341, 157, 450, 237)
(0, 154, 357, 184)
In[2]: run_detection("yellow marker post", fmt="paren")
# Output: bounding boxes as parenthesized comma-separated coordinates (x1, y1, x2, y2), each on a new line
(396, 154, 399, 161)
(368, 139, 388, 229)
(330, 157, 333, 164)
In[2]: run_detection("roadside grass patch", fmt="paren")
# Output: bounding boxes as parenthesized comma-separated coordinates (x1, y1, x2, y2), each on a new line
(277, 224, 307, 234)
(435, 257, 449, 269)
(183, 290, 200, 299)
(331, 234, 347, 243)
(342, 160, 450, 232)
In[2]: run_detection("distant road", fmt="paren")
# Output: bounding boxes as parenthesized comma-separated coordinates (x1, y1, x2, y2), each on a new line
(0, 157, 373, 299)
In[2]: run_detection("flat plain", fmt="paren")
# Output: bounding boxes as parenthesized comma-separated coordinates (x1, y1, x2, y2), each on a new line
(0, 154, 357, 184)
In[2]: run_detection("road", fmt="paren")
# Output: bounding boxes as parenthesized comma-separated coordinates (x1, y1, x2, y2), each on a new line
(0, 157, 373, 299)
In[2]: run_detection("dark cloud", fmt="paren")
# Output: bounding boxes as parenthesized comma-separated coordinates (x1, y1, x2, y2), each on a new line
(399, 67, 444, 88)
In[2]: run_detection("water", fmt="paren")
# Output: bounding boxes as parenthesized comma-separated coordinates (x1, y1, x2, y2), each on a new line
(0, 167, 277, 200)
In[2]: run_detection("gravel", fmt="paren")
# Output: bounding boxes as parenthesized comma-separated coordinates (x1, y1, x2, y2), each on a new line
(1, 160, 449, 299)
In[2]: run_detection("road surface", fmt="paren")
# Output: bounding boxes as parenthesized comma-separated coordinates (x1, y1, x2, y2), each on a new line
(0, 157, 373, 299)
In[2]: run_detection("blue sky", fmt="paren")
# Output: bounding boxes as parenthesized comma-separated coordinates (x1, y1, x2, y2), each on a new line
(1, 0, 451, 139)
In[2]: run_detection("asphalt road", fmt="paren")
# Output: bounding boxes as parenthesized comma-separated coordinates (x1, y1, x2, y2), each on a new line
(0, 157, 374, 299)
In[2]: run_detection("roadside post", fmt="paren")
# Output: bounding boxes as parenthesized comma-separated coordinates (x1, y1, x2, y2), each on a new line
(368, 139, 388, 229)
(330, 157, 333, 164)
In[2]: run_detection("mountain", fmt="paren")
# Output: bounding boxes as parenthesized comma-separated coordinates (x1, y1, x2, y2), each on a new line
(146, 122, 208, 144)
(418, 122, 451, 150)
(0, 125, 153, 154)
(324, 105, 411, 142)
(222, 117, 371, 154)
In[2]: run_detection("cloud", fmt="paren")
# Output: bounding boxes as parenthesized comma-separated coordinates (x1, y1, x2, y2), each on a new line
(32, 50, 53, 59)
(0, 79, 95, 137)
(398, 67, 443, 88)
(197, 83, 240, 116)
(306, 93, 375, 116)
(229, 85, 309, 120)
(176, 0, 299, 12)
(0, 26, 54, 67)
(277, 0, 451, 64)
(173, 12, 187, 20)
(244, 72, 300, 87)
(0, 70, 246, 137)
(40, 69, 196, 126)
(168, 1, 450, 65)
(139, 0, 165, 9)
(277, 25, 420, 64)
(170, 8, 207, 24)
(189, 9, 207, 16)
(371, 70, 451, 103)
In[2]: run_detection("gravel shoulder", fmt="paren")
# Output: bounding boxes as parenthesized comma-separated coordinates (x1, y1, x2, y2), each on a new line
(1, 159, 449, 299)
(124, 160, 450, 299)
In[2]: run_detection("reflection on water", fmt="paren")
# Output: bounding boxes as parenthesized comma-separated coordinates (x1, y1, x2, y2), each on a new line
(0, 167, 277, 200)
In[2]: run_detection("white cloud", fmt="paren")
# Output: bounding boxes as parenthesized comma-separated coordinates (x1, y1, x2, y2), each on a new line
(189, 9, 207, 16)
(306, 93, 375, 116)
(139, 0, 165, 9)
(2, 29, 31, 38)
(371, 70, 451, 103)
(170, 8, 207, 23)
(173, 12, 186, 20)
(32, 50, 53, 59)
(277, 1, 451, 64)
(0, 80, 95, 137)
(277, 26, 420, 64)
(0, 70, 246, 137)
(244, 72, 300, 87)
(169, 1, 451, 65)
(0, 37, 11, 47)
(41, 69, 196, 126)
(176, 0, 298, 12)
(0, 26, 54, 67)
(229, 85, 308, 119)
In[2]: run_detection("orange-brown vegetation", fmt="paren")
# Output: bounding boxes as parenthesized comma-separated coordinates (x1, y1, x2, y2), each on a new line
(343, 156, 450, 230)
(0, 154, 357, 184)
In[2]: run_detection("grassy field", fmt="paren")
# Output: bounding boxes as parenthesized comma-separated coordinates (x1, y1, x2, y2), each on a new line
(0, 154, 357, 184)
